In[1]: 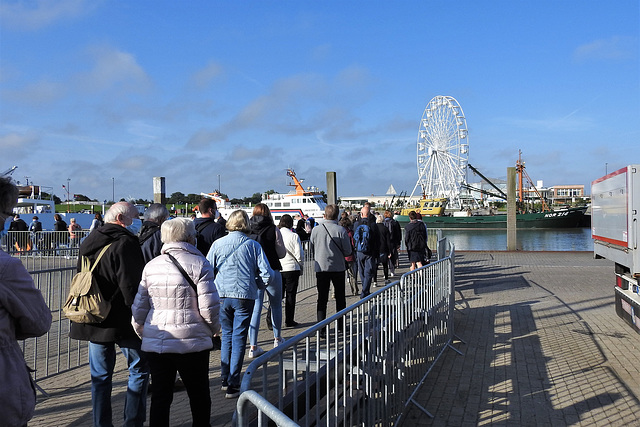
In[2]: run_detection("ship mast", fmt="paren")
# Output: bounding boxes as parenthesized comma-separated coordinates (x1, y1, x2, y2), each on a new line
(286, 169, 307, 196)
(516, 150, 550, 212)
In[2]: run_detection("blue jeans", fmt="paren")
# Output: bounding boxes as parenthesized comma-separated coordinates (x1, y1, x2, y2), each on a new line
(249, 271, 282, 346)
(89, 341, 150, 427)
(357, 252, 376, 298)
(220, 298, 255, 388)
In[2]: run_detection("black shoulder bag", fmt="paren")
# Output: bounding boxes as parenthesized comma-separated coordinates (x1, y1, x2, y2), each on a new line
(165, 253, 199, 308)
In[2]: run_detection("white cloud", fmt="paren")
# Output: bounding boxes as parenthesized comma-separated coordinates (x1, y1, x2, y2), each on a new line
(78, 45, 151, 94)
(190, 61, 224, 89)
(5, 80, 65, 106)
(0, 0, 97, 31)
(0, 131, 40, 157)
(573, 36, 637, 62)
(185, 68, 373, 148)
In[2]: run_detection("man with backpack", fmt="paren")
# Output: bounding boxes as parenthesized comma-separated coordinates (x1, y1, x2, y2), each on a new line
(352, 203, 380, 298)
(193, 198, 226, 256)
(69, 202, 149, 427)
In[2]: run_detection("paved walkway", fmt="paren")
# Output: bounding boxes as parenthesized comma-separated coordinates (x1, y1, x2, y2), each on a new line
(400, 252, 640, 426)
(30, 252, 640, 426)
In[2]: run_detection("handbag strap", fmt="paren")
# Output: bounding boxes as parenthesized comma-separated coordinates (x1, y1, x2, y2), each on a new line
(285, 247, 303, 270)
(322, 223, 345, 257)
(165, 253, 198, 294)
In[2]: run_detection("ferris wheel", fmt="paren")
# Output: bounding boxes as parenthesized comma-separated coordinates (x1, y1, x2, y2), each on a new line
(410, 95, 469, 207)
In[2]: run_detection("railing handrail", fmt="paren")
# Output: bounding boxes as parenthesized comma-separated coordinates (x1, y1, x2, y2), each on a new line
(237, 240, 456, 426)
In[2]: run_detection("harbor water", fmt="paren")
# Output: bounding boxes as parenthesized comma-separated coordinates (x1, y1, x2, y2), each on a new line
(438, 227, 593, 251)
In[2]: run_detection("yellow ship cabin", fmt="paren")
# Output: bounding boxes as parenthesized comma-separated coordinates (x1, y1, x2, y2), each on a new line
(400, 198, 448, 216)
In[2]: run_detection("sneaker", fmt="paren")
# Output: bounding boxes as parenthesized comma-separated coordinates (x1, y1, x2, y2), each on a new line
(372, 281, 378, 287)
(389, 272, 395, 277)
(274, 337, 285, 348)
(221, 381, 228, 391)
(286, 321, 300, 328)
(225, 387, 240, 399)
(248, 346, 265, 359)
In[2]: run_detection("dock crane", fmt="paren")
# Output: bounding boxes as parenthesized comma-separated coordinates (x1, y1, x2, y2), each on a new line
(1, 166, 17, 177)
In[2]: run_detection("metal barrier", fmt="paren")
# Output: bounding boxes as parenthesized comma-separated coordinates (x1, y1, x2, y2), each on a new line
(2, 230, 89, 257)
(296, 227, 440, 294)
(237, 240, 458, 426)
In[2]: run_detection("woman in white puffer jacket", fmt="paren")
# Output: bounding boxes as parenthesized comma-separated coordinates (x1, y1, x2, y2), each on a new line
(132, 217, 220, 427)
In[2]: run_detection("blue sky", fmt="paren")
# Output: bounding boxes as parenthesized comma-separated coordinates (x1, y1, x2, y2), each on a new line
(1, 1, 638, 203)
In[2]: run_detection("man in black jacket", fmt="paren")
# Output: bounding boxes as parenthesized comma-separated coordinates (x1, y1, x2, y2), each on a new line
(353, 203, 380, 298)
(193, 198, 226, 256)
(138, 203, 169, 263)
(69, 202, 149, 427)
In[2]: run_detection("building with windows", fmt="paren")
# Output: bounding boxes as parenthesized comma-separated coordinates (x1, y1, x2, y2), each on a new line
(548, 185, 586, 205)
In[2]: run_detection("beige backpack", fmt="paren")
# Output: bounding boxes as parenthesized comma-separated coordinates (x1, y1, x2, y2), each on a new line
(63, 243, 114, 323)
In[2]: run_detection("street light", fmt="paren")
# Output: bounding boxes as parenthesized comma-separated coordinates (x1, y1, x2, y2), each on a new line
(112, 177, 115, 203)
(217, 174, 221, 194)
(67, 178, 71, 212)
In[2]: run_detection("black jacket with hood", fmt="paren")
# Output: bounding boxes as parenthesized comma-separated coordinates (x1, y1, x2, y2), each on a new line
(69, 223, 145, 345)
(138, 220, 162, 263)
(249, 215, 282, 271)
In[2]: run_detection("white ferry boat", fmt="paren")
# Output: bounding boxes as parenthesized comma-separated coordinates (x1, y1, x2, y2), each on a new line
(12, 185, 97, 230)
(202, 169, 327, 223)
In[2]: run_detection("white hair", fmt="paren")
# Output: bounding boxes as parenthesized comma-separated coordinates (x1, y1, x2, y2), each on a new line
(104, 202, 137, 224)
(161, 217, 196, 244)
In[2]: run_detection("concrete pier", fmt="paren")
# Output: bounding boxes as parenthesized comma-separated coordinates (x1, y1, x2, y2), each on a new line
(29, 252, 640, 426)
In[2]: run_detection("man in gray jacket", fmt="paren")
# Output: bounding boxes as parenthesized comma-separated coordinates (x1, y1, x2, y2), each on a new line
(310, 204, 352, 326)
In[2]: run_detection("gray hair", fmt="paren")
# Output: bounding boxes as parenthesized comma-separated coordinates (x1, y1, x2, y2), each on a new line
(0, 176, 18, 227)
(376, 214, 383, 224)
(104, 202, 138, 224)
(226, 210, 250, 233)
(161, 217, 196, 244)
(144, 203, 169, 223)
(324, 204, 339, 220)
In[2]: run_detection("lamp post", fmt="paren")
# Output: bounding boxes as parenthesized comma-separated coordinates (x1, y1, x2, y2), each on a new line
(112, 177, 115, 203)
(217, 174, 221, 194)
(605, 163, 608, 175)
(66, 178, 71, 212)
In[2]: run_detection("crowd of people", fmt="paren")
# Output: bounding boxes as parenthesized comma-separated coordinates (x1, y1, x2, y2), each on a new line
(1, 178, 432, 426)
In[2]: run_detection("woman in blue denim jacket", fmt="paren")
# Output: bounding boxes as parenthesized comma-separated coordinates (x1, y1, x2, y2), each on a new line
(206, 210, 272, 398)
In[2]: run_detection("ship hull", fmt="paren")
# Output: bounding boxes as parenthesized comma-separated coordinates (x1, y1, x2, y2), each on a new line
(395, 207, 587, 229)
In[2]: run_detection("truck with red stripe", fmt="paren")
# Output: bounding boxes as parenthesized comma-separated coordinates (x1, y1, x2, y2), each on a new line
(592, 165, 639, 332)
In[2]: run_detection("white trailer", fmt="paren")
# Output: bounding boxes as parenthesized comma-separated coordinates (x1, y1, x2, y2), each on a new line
(592, 165, 639, 332)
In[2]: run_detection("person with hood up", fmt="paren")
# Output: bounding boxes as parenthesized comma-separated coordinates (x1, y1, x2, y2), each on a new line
(247, 203, 286, 359)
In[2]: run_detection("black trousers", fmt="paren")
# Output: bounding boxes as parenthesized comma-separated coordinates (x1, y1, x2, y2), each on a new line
(281, 270, 301, 324)
(147, 350, 211, 427)
(315, 271, 346, 322)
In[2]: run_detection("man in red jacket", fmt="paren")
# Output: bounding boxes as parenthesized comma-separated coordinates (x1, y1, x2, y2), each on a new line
(69, 202, 149, 427)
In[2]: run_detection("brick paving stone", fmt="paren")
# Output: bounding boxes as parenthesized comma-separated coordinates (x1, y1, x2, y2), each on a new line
(399, 251, 640, 426)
